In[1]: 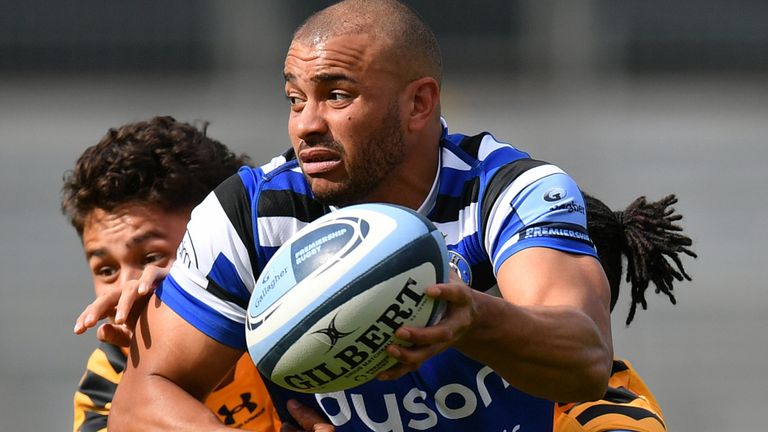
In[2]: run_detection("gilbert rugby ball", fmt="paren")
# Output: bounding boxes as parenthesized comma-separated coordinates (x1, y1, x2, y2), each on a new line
(245, 203, 448, 394)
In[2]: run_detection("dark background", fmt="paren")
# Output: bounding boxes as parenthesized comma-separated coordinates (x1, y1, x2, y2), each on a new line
(1, 1, 766, 430)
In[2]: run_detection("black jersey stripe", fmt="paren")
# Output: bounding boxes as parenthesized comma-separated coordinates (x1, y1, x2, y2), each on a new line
(457, 133, 487, 159)
(80, 411, 108, 432)
(257, 188, 328, 222)
(576, 403, 665, 426)
(215, 174, 258, 276)
(78, 370, 118, 408)
(206, 278, 249, 310)
(612, 359, 630, 373)
(602, 386, 640, 404)
(99, 342, 126, 374)
(479, 159, 549, 245)
(281, 147, 296, 161)
(431, 178, 481, 223)
(470, 260, 497, 292)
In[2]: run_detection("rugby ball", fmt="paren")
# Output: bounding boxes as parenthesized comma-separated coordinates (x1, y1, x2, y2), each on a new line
(245, 203, 448, 394)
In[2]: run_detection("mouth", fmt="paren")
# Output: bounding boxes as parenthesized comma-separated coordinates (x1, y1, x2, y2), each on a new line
(298, 146, 342, 176)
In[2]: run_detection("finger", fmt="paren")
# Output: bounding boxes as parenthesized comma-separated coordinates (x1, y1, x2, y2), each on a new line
(96, 323, 133, 347)
(448, 270, 462, 284)
(138, 264, 169, 295)
(377, 361, 416, 381)
(376, 346, 428, 381)
(386, 341, 444, 369)
(426, 282, 472, 304)
(286, 399, 333, 431)
(74, 291, 120, 334)
(74, 307, 92, 334)
(395, 324, 456, 349)
(115, 280, 142, 324)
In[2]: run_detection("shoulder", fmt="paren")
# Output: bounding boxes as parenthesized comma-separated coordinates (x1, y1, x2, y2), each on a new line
(440, 130, 568, 202)
(209, 149, 320, 220)
(442, 131, 531, 171)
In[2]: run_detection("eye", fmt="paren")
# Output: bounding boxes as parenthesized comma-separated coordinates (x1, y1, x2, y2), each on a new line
(327, 91, 353, 107)
(95, 266, 117, 278)
(143, 253, 166, 266)
(286, 94, 306, 110)
(329, 91, 350, 101)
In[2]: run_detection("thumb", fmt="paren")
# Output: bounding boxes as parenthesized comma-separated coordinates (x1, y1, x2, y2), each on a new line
(286, 399, 334, 431)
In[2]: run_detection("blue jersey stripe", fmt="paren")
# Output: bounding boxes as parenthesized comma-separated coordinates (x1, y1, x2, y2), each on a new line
(158, 276, 247, 349)
(207, 253, 251, 307)
(159, 122, 596, 431)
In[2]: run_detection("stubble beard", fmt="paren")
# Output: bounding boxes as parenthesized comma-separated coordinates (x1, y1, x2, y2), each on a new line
(309, 103, 405, 207)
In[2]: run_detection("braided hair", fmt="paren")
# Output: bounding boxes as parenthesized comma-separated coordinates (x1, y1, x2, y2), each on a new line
(584, 193, 697, 325)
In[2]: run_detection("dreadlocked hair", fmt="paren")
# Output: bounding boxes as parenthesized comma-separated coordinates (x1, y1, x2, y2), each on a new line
(583, 193, 697, 325)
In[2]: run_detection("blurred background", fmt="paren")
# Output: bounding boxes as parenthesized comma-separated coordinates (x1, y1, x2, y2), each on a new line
(1, 0, 766, 430)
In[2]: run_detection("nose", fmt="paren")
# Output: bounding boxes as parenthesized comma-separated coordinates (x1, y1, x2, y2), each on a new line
(292, 100, 329, 145)
(119, 266, 143, 287)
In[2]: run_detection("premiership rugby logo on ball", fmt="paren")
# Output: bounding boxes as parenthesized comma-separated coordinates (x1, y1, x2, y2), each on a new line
(290, 217, 368, 281)
(245, 203, 449, 393)
(247, 217, 369, 333)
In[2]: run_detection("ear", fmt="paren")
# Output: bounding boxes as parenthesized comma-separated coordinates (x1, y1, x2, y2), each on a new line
(404, 77, 440, 132)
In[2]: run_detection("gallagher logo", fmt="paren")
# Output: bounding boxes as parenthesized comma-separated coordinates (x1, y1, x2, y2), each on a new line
(543, 188, 567, 202)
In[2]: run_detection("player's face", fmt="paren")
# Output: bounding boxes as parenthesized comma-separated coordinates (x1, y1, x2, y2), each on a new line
(81, 204, 189, 299)
(284, 34, 407, 206)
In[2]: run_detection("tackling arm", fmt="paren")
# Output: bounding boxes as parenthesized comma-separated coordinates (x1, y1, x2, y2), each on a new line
(108, 294, 244, 431)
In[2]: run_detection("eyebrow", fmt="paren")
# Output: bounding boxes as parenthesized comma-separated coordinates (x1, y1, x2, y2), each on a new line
(85, 230, 167, 260)
(127, 230, 166, 247)
(86, 248, 107, 259)
(284, 71, 357, 85)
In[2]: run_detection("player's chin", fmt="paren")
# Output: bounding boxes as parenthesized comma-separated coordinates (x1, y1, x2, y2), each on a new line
(309, 180, 356, 206)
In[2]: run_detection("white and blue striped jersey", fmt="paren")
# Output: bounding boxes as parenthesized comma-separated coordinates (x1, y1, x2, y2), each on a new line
(158, 122, 597, 431)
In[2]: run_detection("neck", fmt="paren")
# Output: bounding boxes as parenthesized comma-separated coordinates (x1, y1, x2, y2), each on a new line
(366, 130, 441, 211)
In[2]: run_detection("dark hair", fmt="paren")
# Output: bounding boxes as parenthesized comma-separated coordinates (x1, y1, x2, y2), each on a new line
(61, 116, 251, 235)
(584, 193, 697, 325)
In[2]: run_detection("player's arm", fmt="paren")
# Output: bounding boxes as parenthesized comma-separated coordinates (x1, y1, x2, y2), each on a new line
(385, 250, 612, 402)
(108, 294, 243, 431)
(384, 166, 612, 402)
(462, 247, 611, 401)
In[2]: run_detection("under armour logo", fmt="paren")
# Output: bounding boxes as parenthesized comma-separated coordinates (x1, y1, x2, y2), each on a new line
(218, 392, 258, 425)
(313, 314, 355, 349)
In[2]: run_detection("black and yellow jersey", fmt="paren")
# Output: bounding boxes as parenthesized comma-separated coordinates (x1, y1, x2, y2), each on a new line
(73, 342, 281, 431)
(554, 359, 666, 432)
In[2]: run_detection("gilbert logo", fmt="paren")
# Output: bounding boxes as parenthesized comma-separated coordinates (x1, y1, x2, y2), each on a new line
(313, 314, 355, 349)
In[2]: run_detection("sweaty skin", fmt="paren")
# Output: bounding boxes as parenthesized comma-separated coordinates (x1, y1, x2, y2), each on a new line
(108, 16, 612, 431)
(285, 34, 439, 208)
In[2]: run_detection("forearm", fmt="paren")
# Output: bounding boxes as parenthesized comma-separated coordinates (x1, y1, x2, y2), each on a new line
(108, 295, 245, 431)
(109, 373, 230, 431)
(458, 291, 612, 402)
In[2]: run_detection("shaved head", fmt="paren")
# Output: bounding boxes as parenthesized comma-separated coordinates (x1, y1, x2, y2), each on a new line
(293, 0, 442, 85)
